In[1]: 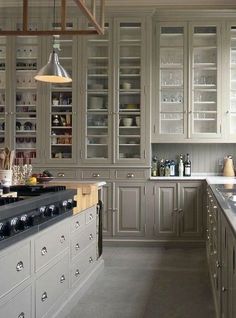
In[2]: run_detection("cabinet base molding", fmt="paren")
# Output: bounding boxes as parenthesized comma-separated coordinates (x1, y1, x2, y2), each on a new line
(47, 258, 104, 318)
(104, 239, 205, 247)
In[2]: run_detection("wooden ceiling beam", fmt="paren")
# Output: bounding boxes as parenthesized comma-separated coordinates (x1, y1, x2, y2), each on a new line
(0, 0, 105, 36)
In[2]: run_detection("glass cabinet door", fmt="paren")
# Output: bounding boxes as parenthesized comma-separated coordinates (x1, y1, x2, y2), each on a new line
(191, 24, 220, 137)
(85, 23, 110, 161)
(0, 37, 6, 152)
(229, 26, 236, 135)
(157, 24, 186, 139)
(15, 36, 38, 162)
(50, 36, 73, 161)
(117, 21, 143, 160)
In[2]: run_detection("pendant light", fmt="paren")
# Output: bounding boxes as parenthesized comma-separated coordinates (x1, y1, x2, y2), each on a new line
(34, 0, 72, 84)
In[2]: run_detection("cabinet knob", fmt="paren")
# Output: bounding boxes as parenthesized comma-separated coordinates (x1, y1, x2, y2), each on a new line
(178, 208, 183, 213)
(89, 233, 93, 240)
(127, 173, 135, 178)
(226, 110, 230, 114)
(89, 256, 93, 263)
(16, 261, 24, 272)
(18, 312, 25, 318)
(92, 173, 100, 178)
(222, 286, 227, 292)
(75, 269, 80, 277)
(89, 213, 93, 220)
(41, 246, 47, 256)
(75, 221, 80, 228)
(41, 292, 48, 302)
(57, 172, 65, 177)
(60, 274, 65, 283)
(173, 208, 178, 213)
(60, 235, 66, 243)
(75, 243, 80, 250)
(216, 260, 221, 268)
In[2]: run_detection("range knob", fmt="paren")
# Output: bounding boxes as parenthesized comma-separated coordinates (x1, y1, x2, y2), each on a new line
(10, 217, 21, 233)
(20, 214, 33, 229)
(0, 221, 10, 239)
(39, 206, 46, 217)
(45, 204, 58, 217)
(67, 199, 74, 209)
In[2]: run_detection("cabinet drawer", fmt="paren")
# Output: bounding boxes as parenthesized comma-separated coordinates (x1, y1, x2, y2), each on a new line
(85, 206, 96, 225)
(70, 221, 96, 260)
(0, 285, 32, 318)
(48, 169, 76, 179)
(81, 170, 110, 180)
(70, 242, 97, 287)
(36, 253, 69, 318)
(70, 212, 86, 233)
(35, 221, 69, 271)
(115, 169, 147, 180)
(0, 242, 31, 298)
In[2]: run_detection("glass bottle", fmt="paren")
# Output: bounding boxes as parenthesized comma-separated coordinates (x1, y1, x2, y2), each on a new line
(151, 155, 158, 177)
(159, 159, 165, 176)
(178, 154, 184, 177)
(170, 160, 176, 176)
(165, 160, 170, 177)
(184, 153, 191, 176)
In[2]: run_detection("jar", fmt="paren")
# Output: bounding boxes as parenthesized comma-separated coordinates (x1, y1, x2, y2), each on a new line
(52, 115, 60, 126)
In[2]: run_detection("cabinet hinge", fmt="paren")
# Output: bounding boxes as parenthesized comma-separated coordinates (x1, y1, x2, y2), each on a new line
(153, 186, 156, 195)
(144, 224, 147, 233)
(220, 124, 222, 134)
(153, 125, 156, 134)
(153, 224, 156, 234)
(144, 186, 147, 196)
(80, 150, 82, 159)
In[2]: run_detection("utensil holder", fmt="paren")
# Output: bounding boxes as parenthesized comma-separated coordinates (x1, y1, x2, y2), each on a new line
(0, 169, 12, 186)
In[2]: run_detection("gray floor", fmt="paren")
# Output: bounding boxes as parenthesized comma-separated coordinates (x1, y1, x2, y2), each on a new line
(66, 246, 216, 318)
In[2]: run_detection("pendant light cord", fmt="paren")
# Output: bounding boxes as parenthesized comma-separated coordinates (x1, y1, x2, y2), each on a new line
(52, 0, 56, 52)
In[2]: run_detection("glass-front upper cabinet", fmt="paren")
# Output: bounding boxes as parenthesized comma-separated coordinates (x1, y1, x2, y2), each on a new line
(228, 25, 236, 136)
(190, 23, 221, 138)
(84, 23, 111, 162)
(0, 37, 6, 151)
(157, 23, 187, 139)
(49, 36, 74, 162)
(15, 36, 38, 161)
(116, 19, 145, 161)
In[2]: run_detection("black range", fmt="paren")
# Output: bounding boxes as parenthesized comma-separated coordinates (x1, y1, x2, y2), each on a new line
(0, 185, 76, 251)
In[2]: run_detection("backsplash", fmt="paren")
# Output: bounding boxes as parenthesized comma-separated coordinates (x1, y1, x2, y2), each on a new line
(152, 143, 236, 174)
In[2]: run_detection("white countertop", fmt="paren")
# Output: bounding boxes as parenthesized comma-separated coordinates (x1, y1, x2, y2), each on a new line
(150, 174, 236, 184)
(52, 179, 106, 187)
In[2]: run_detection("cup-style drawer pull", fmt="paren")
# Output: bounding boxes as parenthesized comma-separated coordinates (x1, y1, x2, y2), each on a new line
(75, 221, 80, 228)
(57, 172, 65, 177)
(127, 173, 134, 178)
(41, 247, 47, 256)
(89, 233, 93, 240)
(41, 292, 48, 302)
(89, 214, 93, 220)
(16, 261, 24, 272)
(60, 235, 66, 243)
(89, 256, 93, 263)
(92, 173, 100, 178)
(75, 269, 80, 277)
(60, 274, 65, 283)
(75, 243, 80, 250)
(18, 312, 25, 318)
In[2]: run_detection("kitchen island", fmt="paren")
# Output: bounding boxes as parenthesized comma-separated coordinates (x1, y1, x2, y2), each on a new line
(0, 184, 104, 318)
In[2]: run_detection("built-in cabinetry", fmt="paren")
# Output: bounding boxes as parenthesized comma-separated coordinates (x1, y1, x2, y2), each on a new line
(153, 21, 221, 142)
(82, 18, 149, 164)
(207, 186, 236, 318)
(0, 206, 103, 318)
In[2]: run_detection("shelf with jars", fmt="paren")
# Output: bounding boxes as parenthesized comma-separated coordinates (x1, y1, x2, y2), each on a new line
(48, 33, 73, 161)
(0, 36, 6, 151)
(15, 36, 38, 161)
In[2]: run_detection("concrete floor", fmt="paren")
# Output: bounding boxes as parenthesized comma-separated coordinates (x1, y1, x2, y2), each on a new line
(66, 246, 216, 318)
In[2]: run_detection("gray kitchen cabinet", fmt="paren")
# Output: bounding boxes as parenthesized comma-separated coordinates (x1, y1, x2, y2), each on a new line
(153, 181, 204, 241)
(152, 21, 222, 142)
(81, 17, 150, 165)
(114, 182, 146, 237)
(101, 181, 113, 238)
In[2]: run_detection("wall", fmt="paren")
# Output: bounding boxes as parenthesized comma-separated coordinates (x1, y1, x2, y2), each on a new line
(152, 143, 236, 174)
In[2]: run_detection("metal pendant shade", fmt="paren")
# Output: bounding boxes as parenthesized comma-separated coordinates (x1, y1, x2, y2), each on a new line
(34, 51, 72, 83)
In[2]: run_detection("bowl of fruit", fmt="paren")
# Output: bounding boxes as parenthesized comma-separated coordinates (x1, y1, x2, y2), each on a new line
(35, 170, 54, 183)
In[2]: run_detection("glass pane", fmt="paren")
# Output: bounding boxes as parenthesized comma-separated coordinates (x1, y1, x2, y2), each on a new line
(192, 25, 218, 135)
(118, 22, 141, 159)
(15, 36, 38, 162)
(230, 26, 236, 134)
(50, 36, 73, 160)
(159, 25, 184, 136)
(86, 25, 109, 160)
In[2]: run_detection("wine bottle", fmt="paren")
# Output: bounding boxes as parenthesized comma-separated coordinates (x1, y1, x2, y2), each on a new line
(178, 154, 184, 177)
(184, 153, 191, 176)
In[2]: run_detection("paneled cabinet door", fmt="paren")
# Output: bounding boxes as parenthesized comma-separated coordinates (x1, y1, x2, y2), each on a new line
(101, 182, 113, 238)
(178, 182, 203, 239)
(154, 182, 178, 238)
(114, 182, 145, 237)
(228, 230, 236, 318)
(189, 22, 222, 139)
